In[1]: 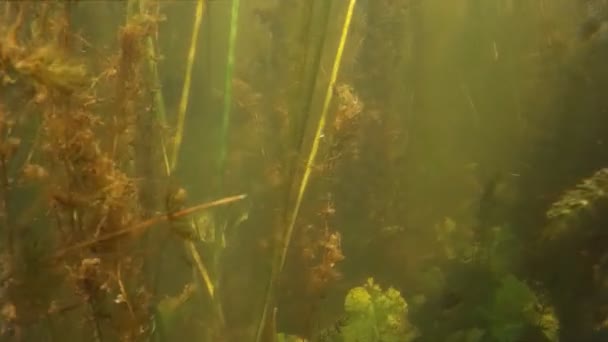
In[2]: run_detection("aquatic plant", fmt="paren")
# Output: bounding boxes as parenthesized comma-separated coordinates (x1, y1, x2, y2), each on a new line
(256, 0, 359, 340)
(217, 0, 241, 187)
(544, 168, 608, 239)
(277, 333, 308, 342)
(547, 168, 608, 220)
(171, 0, 205, 171)
(313, 278, 418, 342)
(0, 2, 247, 340)
(481, 275, 558, 342)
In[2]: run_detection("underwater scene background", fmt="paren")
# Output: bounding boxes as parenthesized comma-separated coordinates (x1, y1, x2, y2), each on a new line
(1, 0, 608, 341)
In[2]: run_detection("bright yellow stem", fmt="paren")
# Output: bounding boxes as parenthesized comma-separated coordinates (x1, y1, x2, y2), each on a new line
(171, 0, 205, 171)
(280, 0, 357, 277)
(255, 1, 358, 341)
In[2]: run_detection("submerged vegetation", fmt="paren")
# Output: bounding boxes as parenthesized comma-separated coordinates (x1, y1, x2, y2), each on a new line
(1, 0, 608, 341)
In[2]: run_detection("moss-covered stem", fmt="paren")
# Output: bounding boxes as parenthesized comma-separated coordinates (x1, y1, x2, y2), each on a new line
(140, 0, 168, 126)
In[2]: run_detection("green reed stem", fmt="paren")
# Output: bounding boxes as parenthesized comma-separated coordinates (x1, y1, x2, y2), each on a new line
(217, 0, 241, 188)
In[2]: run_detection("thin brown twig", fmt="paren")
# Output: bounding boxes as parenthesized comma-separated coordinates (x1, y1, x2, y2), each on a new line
(53, 193, 247, 259)
(116, 261, 135, 319)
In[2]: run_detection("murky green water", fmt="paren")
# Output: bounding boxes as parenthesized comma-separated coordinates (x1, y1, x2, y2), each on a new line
(1, 1, 608, 341)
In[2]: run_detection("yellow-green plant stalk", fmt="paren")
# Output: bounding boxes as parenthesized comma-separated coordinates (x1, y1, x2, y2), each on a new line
(290, 0, 332, 156)
(217, 0, 241, 187)
(171, 0, 205, 171)
(281, 0, 356, 289)
(255, 1, 358, 341)
(157, 0, 226, 315)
